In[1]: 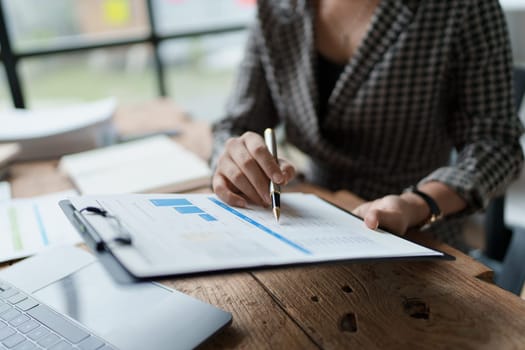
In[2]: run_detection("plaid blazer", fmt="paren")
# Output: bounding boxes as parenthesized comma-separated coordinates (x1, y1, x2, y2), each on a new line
(212, 0, 524, 247)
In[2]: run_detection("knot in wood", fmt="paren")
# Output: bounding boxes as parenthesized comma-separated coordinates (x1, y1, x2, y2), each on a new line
(403, 297, 430, 319)
(339, 313, 358, 333)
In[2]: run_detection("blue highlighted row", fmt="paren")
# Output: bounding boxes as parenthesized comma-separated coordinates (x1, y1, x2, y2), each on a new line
(175, 206, 204, 214)
(150, 198, 217, 222)
(208, 197, 311, 255)
(200, 213, 217, 222)
(150, 198, 192, 207)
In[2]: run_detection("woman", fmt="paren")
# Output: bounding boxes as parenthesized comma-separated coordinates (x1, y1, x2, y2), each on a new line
(210, 0, 524, 251)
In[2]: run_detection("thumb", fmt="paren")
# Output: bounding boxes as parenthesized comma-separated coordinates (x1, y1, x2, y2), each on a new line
(364, 209, 380, 230)
(365, 209, 407, 235)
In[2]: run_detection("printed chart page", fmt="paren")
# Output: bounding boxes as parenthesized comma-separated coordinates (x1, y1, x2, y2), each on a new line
(69, 193, 443, 277)
(0, 191, 82, 263)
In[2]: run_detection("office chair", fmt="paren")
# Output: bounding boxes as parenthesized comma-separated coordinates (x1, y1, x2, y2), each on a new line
(479, 66, 525, 295)
(497, 228, 525, 294)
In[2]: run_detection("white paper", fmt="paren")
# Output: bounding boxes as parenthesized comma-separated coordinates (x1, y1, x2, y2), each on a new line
(0, 143, 20, 167)
(0, 98, 116, 140)
(69, 193, 443, 277)
(0, 191, 82, 263)
(0, 99, 116, 160)
(0, 182, 11, 201)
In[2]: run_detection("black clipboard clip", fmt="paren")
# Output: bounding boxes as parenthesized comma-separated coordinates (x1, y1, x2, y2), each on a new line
(74, 206, 133, 251)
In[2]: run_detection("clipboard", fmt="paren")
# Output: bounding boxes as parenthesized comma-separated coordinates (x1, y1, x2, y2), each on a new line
(60, 193, 454, 283)
(60, 200, 141, 283)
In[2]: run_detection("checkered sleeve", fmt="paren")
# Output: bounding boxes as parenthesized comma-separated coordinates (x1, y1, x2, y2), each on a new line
(420, 0, 524, 212)
(210, 22, 279, 172)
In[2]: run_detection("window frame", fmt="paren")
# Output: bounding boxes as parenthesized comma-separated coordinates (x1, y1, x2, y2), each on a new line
(0, 0, 248, 108)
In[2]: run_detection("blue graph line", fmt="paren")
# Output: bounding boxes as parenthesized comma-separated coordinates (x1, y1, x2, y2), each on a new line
(33, 204, 49, 245)
(208, 197, 311, 255)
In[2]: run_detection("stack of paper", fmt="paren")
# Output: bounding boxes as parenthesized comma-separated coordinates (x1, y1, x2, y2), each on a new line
(0, 143, 20, 171)
(0, 98, 116, 160)
(0, 191, 81, 263)
(59, 135, 211, 194)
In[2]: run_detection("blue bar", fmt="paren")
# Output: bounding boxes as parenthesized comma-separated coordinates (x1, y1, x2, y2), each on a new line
(175, 206, 205, 214)
(150, 198, 192, 207)
(199, 213, 217, 222)
(33, 204, 49, 246)
(208, 197, 311, 255)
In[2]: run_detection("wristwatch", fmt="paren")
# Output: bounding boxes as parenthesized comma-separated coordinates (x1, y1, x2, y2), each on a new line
(407, 186, 443, 228)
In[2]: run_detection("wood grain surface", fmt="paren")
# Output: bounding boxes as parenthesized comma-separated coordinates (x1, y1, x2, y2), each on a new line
(163, 273, 317, 349)
(5, 99, 525, 349)
(252, 260, 525, 349)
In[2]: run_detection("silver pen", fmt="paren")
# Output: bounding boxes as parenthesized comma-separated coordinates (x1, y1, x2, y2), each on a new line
(264, 128, 281, 222)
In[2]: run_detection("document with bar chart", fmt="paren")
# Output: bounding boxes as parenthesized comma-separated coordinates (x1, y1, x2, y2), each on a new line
(63, 193, 447, 279)
(0, 191, 82, 263)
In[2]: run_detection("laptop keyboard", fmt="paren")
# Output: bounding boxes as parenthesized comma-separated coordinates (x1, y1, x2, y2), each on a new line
(0, 280, 115, 350)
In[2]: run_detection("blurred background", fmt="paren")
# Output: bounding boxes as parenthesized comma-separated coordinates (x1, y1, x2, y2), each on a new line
(1, 0, 525, 295)
(0, 0, 524, 122)
(0, 0, 255, 122)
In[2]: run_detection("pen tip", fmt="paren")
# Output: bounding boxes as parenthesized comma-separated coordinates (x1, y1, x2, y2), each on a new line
(273, 207, 280, 223)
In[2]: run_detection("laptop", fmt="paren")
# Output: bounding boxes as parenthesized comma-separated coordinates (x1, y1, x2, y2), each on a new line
(0, 246, 232, 350)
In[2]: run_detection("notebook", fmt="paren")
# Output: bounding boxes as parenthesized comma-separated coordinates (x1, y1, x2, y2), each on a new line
(59, 135, 211, 195)
(60, 193, 451, 281)
(0, 245, 231, 350)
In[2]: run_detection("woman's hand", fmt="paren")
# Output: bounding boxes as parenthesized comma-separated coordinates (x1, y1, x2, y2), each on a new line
(212, 131, 296, 207)
(352, 193, 430, 235)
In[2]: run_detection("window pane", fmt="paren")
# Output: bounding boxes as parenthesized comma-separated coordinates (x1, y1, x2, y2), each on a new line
(0, 64, 12, 109)
(154, 0, 255, 35)
(19, 45, 156, 108)
(3, 0, 149, 52)
(161, 31, 248, 122)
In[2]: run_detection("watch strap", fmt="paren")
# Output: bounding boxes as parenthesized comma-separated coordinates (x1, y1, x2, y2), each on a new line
(408, 186, 443, 225)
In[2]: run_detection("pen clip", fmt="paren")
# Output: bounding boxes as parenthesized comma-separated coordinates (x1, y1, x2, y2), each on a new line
(78, 206, 133, 251)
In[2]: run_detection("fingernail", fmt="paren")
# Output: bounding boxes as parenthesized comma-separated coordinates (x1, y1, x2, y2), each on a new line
(273, 173, 283, 183)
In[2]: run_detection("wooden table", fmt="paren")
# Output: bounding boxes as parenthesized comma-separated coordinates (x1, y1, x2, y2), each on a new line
(6, 99, 525, 349)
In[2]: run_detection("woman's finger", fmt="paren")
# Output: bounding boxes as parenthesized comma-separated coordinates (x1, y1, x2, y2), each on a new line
(212, 174, 247, 207)
(216, 154, 267, 206)
(243, 132, 284, 184)
(229, 139, 272, 205)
